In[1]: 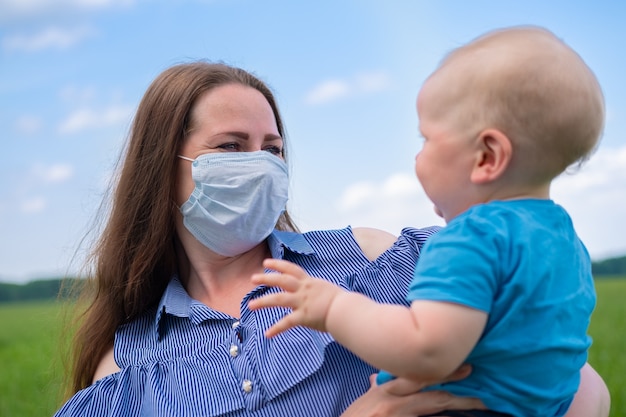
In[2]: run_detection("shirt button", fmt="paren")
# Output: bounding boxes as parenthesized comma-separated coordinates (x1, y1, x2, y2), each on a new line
(232, 321, 240, 329)
(229, 344, 239, 357)
(242, 379, 253, 393)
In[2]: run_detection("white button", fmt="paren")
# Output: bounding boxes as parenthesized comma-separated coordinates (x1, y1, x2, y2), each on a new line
(229, 345, 239, 357)
(242, 379, 253, 393)
(232, 321, 240, 329)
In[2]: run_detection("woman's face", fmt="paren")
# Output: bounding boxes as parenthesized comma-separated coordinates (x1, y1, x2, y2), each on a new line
(176, 83, 284, 207)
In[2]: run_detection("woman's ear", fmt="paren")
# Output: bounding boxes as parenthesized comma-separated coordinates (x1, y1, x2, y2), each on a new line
(470, 129, 512, 184)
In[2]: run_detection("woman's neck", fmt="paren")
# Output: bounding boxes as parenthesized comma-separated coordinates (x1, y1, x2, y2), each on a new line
(178, 241, 271, 317)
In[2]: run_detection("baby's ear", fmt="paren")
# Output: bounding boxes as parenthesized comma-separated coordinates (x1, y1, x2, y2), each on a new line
(470, 129, 512, 184)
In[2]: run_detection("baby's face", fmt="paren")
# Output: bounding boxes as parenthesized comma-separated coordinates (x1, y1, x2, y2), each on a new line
(414, 76, 477, 223)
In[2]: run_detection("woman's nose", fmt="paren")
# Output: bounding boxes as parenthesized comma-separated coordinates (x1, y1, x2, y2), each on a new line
(244, 140, 265, 152)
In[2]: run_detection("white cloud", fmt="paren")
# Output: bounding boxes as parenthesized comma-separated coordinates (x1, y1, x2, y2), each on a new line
(554, 146, 626, 195)
(15, 115, 42, 135)
(334, 171, 443, 234)
(59, 85, 97, 103)
(11, 164, 74, 216)
(333, 144, 626, 260)
(31, 163, 74, 184)
(304, 71, 392, 105)
(20, 197, 46, 213)
(337, 173, 418, 211)
(304, 80, 350, 105)
(552, 145, 626, 259)
(337, 181, 376, 211)
(355, 72, 391, 93)
(2, 25, 95, 52)
(0, 0, 134, 22)
(45, 164, 74, 183)
(58, 104, 134, 134)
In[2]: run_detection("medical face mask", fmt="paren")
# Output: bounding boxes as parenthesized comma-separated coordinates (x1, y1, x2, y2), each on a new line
(178, 151, 289, 256)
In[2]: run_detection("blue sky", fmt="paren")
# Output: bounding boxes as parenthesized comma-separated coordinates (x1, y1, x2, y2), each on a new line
(1, 0, 625, 283)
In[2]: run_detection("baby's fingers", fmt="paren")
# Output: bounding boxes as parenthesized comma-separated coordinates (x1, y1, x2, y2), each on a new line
(263, 258, 309, 278)
(263, 314, 300, 338)
(251, 272, 302, 292)
(248, 292, 297, 310)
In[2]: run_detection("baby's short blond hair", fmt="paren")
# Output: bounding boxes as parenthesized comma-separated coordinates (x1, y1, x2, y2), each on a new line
(428, 26, 604, 185)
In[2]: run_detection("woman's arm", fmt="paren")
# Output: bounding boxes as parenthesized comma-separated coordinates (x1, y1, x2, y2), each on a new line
(564, 363, 610, 417)
(351, 227, 398, 261)
(92, 346, 121, 383)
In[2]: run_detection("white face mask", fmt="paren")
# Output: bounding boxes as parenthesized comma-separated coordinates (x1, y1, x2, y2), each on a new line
(178, 151, 289, 256)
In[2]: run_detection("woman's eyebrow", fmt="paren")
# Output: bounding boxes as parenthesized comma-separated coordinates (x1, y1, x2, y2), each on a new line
(221, 131, 250, 140)
(216, 132, 282, 141)
(264, 134, 283, 141)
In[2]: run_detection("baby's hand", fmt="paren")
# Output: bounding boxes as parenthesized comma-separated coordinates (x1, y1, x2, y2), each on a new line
(249, 259, 344, 338)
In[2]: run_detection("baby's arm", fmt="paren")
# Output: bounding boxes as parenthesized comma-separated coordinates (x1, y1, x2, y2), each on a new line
(250, 258, 487, 382)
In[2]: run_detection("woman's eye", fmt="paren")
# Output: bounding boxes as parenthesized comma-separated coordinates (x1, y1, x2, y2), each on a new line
(264, 146, 283, 156)
(218, 143, 239, 151)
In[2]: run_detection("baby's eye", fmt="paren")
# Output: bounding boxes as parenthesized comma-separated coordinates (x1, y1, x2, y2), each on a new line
(264, 146, 283, 156)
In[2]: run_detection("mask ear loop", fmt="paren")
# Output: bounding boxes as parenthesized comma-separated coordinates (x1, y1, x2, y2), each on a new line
(177, 155, 195, 211)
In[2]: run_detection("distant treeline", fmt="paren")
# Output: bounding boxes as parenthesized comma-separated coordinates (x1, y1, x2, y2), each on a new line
(592, 255, 626, 277)
(0, 278, 83, 303)
(1, 255, 625, 303)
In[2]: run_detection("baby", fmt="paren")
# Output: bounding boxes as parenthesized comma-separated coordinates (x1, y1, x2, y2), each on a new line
(249, 26, 604, 417)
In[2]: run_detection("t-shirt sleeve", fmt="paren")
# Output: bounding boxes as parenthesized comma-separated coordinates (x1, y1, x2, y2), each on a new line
(406, 215, 502, 313)
(348, 226, 440, 306)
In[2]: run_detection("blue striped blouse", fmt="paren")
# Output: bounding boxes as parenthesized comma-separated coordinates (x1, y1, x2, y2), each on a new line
(54, 226, 438, 417)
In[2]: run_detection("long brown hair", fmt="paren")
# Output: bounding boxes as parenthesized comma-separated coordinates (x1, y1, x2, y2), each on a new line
(66, 61, 298, 395)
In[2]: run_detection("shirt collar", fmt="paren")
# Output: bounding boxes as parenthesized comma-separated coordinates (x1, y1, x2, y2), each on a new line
(154, 230, 314, 337)
(154, 275, 190, 339)
(267, 229, 314, 257)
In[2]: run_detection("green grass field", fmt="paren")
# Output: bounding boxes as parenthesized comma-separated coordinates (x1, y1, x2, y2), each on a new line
(588, 278, 626, 416)
(1, 279, 624, 417)
(0, 300, 68, 417)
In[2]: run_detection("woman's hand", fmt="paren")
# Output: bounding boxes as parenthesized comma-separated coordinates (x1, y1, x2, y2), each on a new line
(342, 362, 611, 417)
(341, 365, 485, 417)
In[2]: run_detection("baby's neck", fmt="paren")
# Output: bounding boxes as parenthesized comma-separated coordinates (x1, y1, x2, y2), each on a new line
(483, 181, 551, 203)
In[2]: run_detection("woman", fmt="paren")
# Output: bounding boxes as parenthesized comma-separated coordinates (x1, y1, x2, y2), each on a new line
(55, 61, 609, 416)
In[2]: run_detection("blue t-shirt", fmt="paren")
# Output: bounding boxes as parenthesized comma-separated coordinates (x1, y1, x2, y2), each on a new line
(408, 199, 595, 417)
(53, 226, 438, 417)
